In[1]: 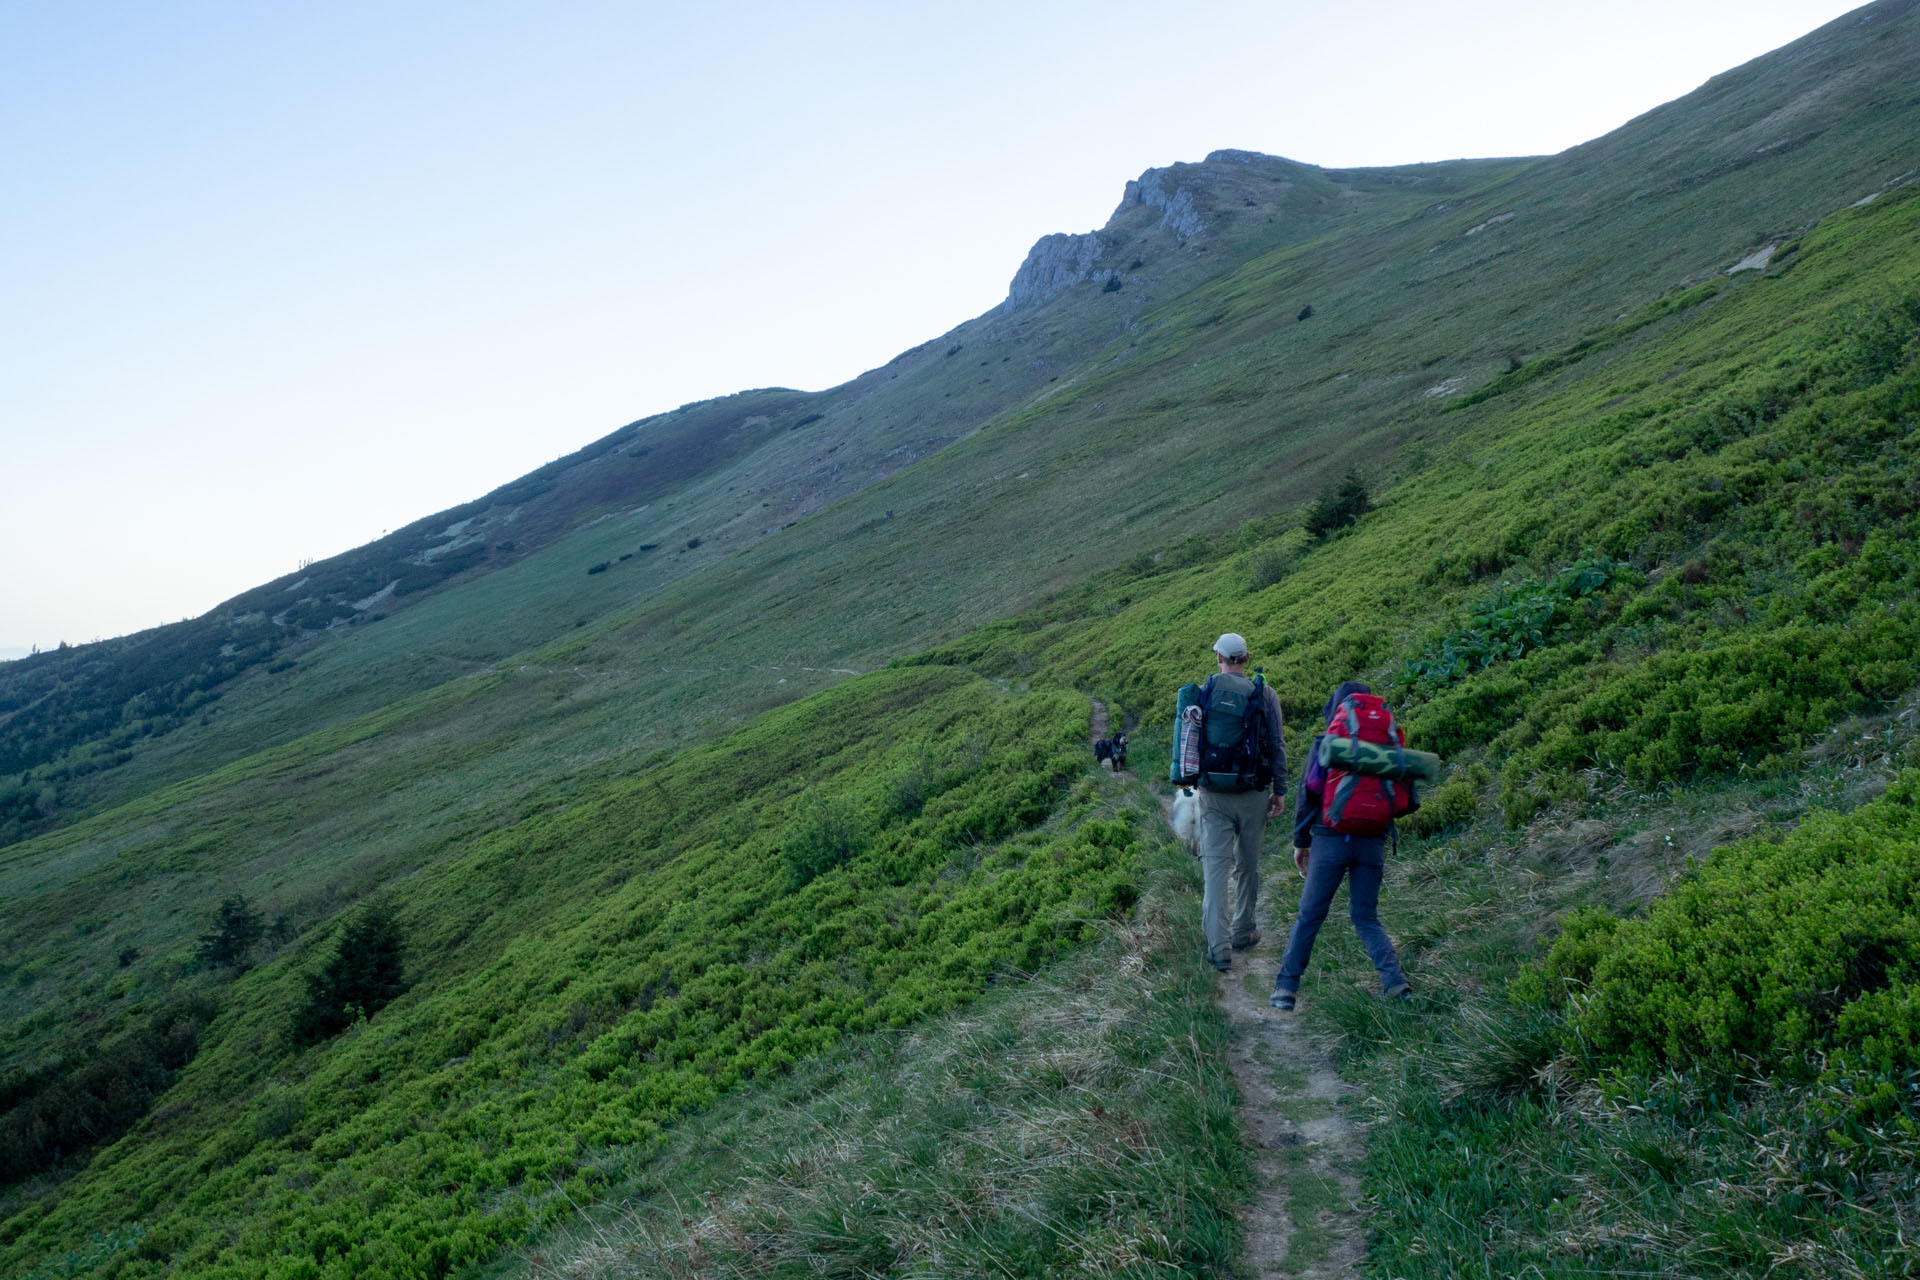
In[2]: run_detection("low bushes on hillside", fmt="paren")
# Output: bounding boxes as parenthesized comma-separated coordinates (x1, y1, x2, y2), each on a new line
(779, 792, 870, 889)
(0, 992, 217, 1187)
(1521, 769, 1920, 1107)
(0, 670, 1141, 1279)
(1401, 286, 1920, 820)
(525, 839, 1242, 1280)
(1397, 557, 1634, 695)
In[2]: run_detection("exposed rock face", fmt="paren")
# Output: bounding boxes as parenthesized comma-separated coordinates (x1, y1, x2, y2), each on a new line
(1002, 148, 1307, 310)
(1004, 230, 1115, 309)
(1126, 166, 1207, 241)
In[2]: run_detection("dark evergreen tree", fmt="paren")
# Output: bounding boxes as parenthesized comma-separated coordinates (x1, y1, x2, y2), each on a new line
(195, 895, 265, 971)
(292, 905, 409, 1044)
(1305, 468, 1372, 538)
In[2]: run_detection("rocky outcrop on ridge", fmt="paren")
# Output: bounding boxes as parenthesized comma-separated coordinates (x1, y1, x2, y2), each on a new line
(1002, 149, 1323, 310)
(1004, 229, 1117, 310)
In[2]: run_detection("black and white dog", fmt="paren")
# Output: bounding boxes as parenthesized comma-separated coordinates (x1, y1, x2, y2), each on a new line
(1093, 733, 1128, 772)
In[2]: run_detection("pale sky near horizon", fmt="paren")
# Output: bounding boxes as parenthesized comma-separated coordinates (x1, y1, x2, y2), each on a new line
(0, 0, 1871, 660)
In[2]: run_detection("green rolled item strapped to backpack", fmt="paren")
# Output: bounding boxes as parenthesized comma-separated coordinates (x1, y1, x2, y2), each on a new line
(1317, 735, 1442, 783)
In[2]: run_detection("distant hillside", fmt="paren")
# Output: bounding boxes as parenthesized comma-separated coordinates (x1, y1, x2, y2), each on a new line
(0, 154, 1504, 846)
(3, 3, 1920, 1276)
(12, 0, 1913, 844)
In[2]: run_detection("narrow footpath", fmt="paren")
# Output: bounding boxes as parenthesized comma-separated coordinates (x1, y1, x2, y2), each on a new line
(1215, 886, 1369, 1279)
(1093, 696, 1366, 1274)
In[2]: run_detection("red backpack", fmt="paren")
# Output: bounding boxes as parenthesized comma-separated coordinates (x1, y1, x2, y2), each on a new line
(1321, 692, 1417, 837)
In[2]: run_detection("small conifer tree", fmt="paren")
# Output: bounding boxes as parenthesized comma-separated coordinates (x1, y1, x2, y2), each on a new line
(1305, 468, 1372, 538)
(293, 905, 409, 1043)
(196, 895, 265, 971)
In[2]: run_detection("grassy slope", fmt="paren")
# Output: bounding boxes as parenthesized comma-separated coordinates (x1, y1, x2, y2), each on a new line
(3, 3, 1919, 1274)
(5, 182, 1914, 1277)
(15, 0, 1913, 1007)
(40, 0, 1909, 842)
(4, 151, 1444, 844)
(2, 168, 1503, 1094)
(498, 176, 1920, 1280)
(3, 669, 1156, 1276)
(916, 185, 1920, 1276)
(497, 827, 1245, 1280)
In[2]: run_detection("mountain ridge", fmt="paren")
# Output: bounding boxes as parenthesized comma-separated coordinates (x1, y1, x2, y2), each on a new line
(4, 5, 1920, 1272)
(4, 0, 1915, 854)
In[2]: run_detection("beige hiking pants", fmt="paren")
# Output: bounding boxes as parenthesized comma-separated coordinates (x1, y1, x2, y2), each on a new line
(1196, 787, 1269, 963)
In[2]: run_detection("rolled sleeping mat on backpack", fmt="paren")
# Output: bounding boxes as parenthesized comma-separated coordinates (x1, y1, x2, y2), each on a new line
(1170, 683, 1204, 785)
(1317, 735, 1442, 783)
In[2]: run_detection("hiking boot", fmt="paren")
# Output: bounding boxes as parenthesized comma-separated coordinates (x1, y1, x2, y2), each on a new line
(1232, 931, 1262, 951)
(1268, 990, 1295, 1011)
(1383, 982, 1413, 1002)
(1210, 953, 1231, 972)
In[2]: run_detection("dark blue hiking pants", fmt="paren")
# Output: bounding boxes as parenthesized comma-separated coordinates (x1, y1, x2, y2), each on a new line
(1273, 831, 1407, 995)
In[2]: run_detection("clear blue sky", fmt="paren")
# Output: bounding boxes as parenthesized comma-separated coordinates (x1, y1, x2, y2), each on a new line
(0, 0, 1868, 658)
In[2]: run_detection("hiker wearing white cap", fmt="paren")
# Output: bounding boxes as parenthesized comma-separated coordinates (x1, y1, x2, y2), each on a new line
(1187, 633, 1286, 971)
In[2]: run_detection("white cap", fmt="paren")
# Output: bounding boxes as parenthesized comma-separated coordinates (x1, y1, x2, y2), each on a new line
(1212, 632, 1249, 659)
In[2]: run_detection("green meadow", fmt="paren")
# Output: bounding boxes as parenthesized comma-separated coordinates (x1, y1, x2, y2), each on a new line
(5, 6, 1920, 1274)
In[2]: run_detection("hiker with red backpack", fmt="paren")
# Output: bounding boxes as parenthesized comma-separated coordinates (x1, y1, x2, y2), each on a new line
(1268, 680, 1419, 1011)
(1170, 633, 1286, 972)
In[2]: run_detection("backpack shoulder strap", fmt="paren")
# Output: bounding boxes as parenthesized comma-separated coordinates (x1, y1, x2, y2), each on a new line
(1336, 696, 1358, 737)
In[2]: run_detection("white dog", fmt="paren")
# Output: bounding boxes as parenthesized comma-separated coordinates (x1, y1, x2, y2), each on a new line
(1169, 787, 1200, 854)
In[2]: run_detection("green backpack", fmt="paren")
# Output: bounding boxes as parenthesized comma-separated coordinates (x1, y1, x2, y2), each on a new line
(1195, 672, 1270, 793)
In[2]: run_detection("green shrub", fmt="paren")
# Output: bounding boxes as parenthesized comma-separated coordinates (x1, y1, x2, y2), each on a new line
(1397, 558, 1632, 693)
(251, 1085, 305, 1141)
(780, 792, 871, 889)
(1400, 765, 1489, 838)
(1508, 907, 1621, 1007)
(1532, 772, 1920, 1078)
(1247, 548, 1292, 592)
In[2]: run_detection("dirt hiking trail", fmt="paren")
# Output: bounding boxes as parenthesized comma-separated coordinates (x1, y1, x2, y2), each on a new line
(1097, 697, 1365, 1274)
(1216, 887, 1368, 1279)
(1163, 787, 1367, 1273)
